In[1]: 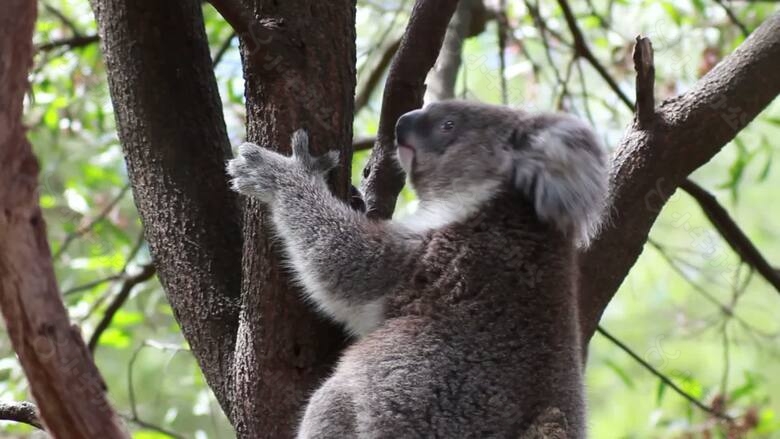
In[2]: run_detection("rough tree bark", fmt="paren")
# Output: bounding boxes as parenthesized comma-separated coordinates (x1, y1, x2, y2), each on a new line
(90, 0, 244, 418)
(0, 1, 126, 437)
(92, 0, 359, 435)
(228, 1, 356, 436)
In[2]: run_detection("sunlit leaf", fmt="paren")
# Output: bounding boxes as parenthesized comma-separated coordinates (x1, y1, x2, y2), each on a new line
(133, 431, 170, 439)
(97, 327, 131, 349)
(656, 380, 667, 406)
(605, 359, 635, 389)
(112, 310, 144, 327)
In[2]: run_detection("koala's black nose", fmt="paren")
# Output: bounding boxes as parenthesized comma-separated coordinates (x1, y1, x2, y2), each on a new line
(395, 109, 423, 145)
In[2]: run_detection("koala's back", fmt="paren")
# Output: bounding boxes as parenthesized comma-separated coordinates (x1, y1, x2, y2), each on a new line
(299, 192, 585, 438)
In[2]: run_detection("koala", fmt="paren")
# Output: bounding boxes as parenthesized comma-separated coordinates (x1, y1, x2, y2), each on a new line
(226, 100, 608, 438)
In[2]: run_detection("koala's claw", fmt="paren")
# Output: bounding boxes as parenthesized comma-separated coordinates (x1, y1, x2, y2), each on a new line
(226, 142, 283, 203)
(291, 129, 340, 175)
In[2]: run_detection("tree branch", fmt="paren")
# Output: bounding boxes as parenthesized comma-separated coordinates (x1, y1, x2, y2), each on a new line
(88, 264, 157, 352)
(424, 0, 485, 103)
(212, 31, 236, 68)
(567, 15, 775, 319)
(37, 34, 100, 52)
(0, 1, 127, 436)
(556, 0, 634, 110)
(92, 0, 244, 418)
(232, 1, 356, 435)
(53, 183, 130, 260)
(353, 136, 376, 152)
(207, 0, 255, 36)
(42, 3, 83, 37)
(596, 327, 732, 422)
(207, 0, 306, 77)
(679, 179, 780, 294)
(579, 13, 780, 344)
(633, 35, 655, 129)
(360, 0, 460, 219)
(356, 38, 401, 113)
(714, 0, 750, 38)
(0, 401, 43, 430)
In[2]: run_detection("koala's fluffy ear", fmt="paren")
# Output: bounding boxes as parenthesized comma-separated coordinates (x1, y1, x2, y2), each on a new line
(509, 115, 608, 245)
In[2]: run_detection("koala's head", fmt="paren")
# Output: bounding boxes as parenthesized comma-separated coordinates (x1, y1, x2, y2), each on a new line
(394, 100, 608, 243)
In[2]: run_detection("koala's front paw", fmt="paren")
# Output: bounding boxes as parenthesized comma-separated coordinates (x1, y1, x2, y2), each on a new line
(226, 142, 291, 204)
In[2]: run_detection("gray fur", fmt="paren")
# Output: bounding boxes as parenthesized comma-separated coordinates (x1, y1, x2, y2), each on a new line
(226, 100, 607, 438)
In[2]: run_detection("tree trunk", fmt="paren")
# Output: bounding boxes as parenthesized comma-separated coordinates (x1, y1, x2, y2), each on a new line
(91, 0, 244, 418)
(0, 1, 126, 437)
(93, 0, 356, 436)
(233, 2, 356, 436)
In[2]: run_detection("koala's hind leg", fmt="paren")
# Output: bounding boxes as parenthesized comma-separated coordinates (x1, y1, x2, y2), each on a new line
(297, 379, 357, 439)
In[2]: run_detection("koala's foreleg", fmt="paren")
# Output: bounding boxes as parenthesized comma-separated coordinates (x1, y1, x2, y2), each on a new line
(228, 131, 419, 336)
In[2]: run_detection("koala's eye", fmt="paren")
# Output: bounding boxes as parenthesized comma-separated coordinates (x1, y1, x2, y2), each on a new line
(441, 120, 455, 132)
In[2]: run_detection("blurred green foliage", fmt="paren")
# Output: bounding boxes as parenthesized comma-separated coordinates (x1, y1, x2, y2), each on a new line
(2, 0, 779, 437)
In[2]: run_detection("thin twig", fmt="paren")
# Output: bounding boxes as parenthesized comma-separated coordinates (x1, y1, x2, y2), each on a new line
(556, 0, 634, 110)
(720, 321, 731, 397)
(714, 0, 750, 38)
(597, 326, 733, 422)
(42, 3, 83, 37)
(355, 38, 402, 112)
(353, 137, 376, 152)
(88, 264, 157, 352)
(680, 179, 780, 295)
(575, 59, 595, 124)
(122, 342, 188, 439)
(497, 0, 508, 105)
(64, 272, 124, 296)
(66, 232, 145, 300)
(357, 0, 406, 65)
(555, 56, 577, 111)
(128, 342, 189, 423)
(647, 240, 774, 339)
(525, 0, 566, 89)
(37, 34, 99, 52)
(121, 413, 185, 439)
(54, 184, 131, 260)
(212, 32, 236, 68)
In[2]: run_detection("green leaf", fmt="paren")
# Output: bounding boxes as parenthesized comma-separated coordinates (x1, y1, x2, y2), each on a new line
(660, 1, 682, 25)
(97, 327, 131, 349)
(758, 136, 773, 182)
(111, 310, 144, 327)
(133, 431, 170, 439)
(677, 375, 703, 399)
(718, 137, 752, 202)
(730, 370, 762, 403)
(757, 408, 780, 434)
(656, 379, 668, 406)
(581, 16, 601, 30)
(604, 359, 634, 389)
